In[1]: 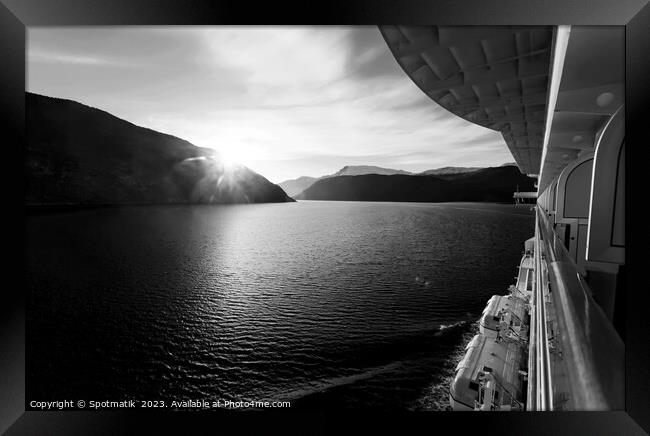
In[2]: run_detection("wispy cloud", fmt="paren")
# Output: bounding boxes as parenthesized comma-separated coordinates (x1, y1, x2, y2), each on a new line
(27, 26, 511, 183)
(28, 50, 117, 66)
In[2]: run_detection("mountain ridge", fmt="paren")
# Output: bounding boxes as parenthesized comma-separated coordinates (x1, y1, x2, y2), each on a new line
(278, 165, 411, 196)
(26, 92, 293, 205)
(279, 165, 512, 197)
(295, 166, 534, 202)
(328, 165, 412, 177)
(418, 166, 482, 176)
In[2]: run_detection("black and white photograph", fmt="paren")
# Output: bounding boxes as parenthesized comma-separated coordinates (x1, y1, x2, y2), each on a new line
(2, 0, 647, 431)
(20, 24, 628, 414)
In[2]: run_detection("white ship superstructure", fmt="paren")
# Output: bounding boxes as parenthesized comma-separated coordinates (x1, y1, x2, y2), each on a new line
(380, 25, 625, 411)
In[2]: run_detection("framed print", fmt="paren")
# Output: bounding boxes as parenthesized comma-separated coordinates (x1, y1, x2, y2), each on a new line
(1, 0, 648, 434)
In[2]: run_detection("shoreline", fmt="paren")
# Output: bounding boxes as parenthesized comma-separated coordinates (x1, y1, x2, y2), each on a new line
(25, 200, 534, 215)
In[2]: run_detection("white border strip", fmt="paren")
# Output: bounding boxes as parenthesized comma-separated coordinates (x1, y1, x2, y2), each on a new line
(538, 25, 571, 195)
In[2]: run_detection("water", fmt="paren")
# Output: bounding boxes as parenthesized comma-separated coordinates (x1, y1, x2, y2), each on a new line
(26, 201, 534, 410)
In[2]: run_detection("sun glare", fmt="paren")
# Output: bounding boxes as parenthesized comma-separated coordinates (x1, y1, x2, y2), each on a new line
(215, 144, 255, 171)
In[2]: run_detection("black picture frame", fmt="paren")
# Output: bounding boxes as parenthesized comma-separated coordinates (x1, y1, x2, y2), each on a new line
(2, 0, 648, 433)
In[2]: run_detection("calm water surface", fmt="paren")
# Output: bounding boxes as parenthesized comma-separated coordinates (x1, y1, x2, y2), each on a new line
(26, 201, 534, 410)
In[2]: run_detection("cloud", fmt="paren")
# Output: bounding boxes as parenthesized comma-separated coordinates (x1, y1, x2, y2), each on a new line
(344, 27, 406, 80)
(27, 26, 511, 183)
(28, 51, 117, 66)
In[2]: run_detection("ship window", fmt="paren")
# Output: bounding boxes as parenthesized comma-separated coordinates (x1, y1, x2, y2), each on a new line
(469, 381, 479, 391)
(494, 390, 500, 401)
(483, 366, 493, 373)
(493, 316, 500, 322)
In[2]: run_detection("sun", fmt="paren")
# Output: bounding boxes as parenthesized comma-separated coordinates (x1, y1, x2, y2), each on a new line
(216, 144, 255, 171)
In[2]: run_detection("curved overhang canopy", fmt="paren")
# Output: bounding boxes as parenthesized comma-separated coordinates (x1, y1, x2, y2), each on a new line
(379, 26, 624, 195)
(379, 26, 554, 176)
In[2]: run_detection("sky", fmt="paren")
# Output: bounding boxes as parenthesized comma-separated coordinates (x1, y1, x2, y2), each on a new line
(27, 26, 512, 183)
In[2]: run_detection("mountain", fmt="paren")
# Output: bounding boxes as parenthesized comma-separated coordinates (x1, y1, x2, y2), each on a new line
(278, 176, 318, 197)
(327, 165, 412, 177)
(418, 166, 482, 176)
(296, 166, 535, 202)
(279, 165, 411, 196)
(26, 93, 293, 205)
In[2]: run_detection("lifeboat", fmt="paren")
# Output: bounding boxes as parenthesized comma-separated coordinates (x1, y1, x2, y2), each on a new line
(449, 334, 526, 411)
(515, 248, 535, 297)
(479, 294, 527, 340)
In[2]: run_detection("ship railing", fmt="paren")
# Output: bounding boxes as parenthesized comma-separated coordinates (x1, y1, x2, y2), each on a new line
(534, 206, 624, 410)
(532, 214, 554, 410)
